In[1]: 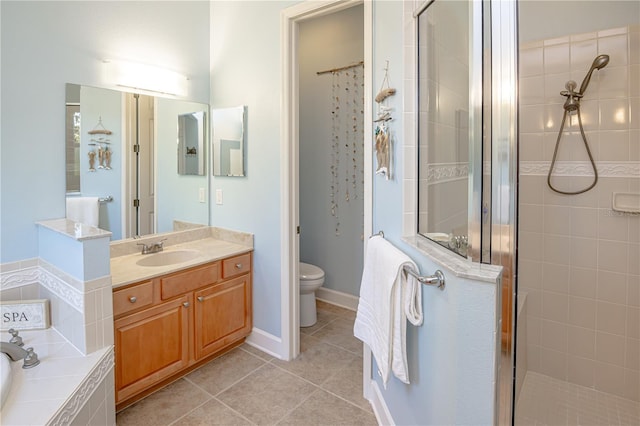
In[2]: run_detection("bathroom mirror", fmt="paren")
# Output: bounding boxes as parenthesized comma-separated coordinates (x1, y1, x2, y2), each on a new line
(65, 83, 210, 240)
(212, 106, 246, 177)
(177, 111, 206, 176)
(416, 0, 487, 259)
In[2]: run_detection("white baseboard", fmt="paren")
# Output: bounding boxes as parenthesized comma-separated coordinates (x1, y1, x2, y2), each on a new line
(370, 380, 394, 426)
(245, 327, 284, 360)
(316, 287, 359, 311)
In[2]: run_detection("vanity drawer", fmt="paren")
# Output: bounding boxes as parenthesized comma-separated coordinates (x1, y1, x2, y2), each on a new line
(161, 262, 220, 300)
(113, 281, 154, 317)
(222, 253, 251, 279)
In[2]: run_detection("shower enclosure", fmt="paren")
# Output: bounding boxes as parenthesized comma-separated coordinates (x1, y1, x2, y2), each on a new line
(515, 1, 639, 423)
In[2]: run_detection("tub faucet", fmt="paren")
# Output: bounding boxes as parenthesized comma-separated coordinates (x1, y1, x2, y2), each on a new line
(0, 342, 40, 369)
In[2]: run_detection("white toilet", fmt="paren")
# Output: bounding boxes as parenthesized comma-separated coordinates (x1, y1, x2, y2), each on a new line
(299, 262, 325, 327)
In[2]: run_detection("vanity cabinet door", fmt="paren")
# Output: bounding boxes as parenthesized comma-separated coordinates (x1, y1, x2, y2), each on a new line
(114, 294, 191, 403)
(194, 274, 252, 360)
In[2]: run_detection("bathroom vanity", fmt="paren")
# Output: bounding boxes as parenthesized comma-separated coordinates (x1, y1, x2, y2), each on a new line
(110, 227, 253, 411)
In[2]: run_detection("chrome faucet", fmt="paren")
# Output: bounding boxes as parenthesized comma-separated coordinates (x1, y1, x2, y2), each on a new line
(0, 341, 40, 369)
(137, 238, 167, 255)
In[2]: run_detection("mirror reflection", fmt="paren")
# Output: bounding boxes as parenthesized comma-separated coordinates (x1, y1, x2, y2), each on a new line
(417, 0, 475, 257)
(178, 111, 206, 176)
(212, 106, 246, 177)
(65, 84, 210, 240)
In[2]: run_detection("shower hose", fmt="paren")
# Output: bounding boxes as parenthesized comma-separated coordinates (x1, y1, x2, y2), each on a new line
(547, 106, 598, 195)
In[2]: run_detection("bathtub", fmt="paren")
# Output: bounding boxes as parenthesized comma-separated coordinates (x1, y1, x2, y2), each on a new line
(0, 328, 114, 425)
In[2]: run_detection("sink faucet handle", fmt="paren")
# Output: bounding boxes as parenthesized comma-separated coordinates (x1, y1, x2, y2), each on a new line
(8, 328, 23, 347)
(22, 347, 40, 369)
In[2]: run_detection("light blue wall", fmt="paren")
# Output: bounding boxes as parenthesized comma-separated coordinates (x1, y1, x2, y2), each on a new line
(299, 5, 365, 297)
(370, 2, 498, 424)
(0, 1, 210, 262)
(156, 98, 209, 233)
(209, 0, 297, 337)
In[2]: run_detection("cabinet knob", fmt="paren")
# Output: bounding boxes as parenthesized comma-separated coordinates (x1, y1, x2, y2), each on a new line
(235, 263, 243, 269)
(197, 296, 205, 302)
(129, 296, 137, 303)
(183, 302, 190, 308)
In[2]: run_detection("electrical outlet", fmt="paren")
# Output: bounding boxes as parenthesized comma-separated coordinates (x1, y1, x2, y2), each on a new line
(198, 188, 206, 203)
(215, 189, 223, 205)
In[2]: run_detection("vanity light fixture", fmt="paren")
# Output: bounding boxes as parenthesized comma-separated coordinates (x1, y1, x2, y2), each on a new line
(103, 59, 188, 96)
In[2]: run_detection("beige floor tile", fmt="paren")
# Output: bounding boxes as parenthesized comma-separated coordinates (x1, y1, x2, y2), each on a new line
(217, 364, 317, 425)
(172, 398, 252, 426)
(316, 301, 356, 320)
(300, 309, 337, 335)
(272, 334, 357, 385)
(116, 379, 211, 426)
(277, 389, 377, 426)
(186, 347, 266, 396)
(321, 356, 371, 411)
(311, 317, 363, 355)
(240, 342, 275, 362)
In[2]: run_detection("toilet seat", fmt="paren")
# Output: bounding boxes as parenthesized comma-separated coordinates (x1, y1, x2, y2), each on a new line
(300, 262, 324, 280)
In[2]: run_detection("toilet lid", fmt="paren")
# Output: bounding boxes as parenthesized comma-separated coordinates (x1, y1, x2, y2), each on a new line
(299, 262, 324, 280)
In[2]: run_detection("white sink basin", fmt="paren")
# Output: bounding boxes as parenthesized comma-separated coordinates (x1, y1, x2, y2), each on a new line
(136, 249, 200, 267)
(1, 354, 12, 409)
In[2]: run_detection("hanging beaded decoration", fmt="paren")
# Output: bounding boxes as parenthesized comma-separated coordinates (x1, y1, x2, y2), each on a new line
(330, 70, 341, 235)
(328, 63, 364, 236)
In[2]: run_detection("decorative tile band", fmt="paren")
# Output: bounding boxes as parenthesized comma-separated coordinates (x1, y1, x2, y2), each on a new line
(521, 161, 640, 177)
(39, 268, 84, 313)
(48, 348, 114, 426)
(426, 162, 469, 184)
(1, 266, 84, 313)
(0, 266, 39, 290)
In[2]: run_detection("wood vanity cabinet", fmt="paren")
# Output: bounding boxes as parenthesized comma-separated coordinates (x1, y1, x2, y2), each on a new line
(112, 252, 252, 410)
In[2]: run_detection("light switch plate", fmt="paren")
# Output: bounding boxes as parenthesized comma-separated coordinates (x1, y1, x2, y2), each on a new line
(215, 189, 223, 205)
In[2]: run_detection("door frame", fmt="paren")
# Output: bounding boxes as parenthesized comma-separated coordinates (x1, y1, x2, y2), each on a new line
(280, 0, 373, 378)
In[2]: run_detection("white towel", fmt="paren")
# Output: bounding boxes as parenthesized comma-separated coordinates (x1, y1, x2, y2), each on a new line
(66, 197, 99, 227)
(353, 235, 423, 387)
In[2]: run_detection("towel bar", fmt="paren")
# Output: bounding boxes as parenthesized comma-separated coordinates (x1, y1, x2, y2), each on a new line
(371, 230, 445, 290)
(98, 196, 113, 203)
(404, 266, 445, 290)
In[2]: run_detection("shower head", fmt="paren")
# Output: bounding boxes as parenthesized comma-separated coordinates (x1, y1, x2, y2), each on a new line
(578, 54, 610, 95)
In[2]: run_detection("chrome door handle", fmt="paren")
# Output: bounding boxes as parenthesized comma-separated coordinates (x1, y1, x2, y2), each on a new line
(235, 263, 243, 269)
(197, 296, 204, 302)
(183, 302, 190, 308)
(129, 296, 137, 303)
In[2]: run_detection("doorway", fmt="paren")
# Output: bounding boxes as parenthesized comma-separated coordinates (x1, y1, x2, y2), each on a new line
(280, 0, 373, 362)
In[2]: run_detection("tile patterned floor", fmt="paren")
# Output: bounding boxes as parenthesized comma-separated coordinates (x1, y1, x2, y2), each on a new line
(116, 301, 377, 425)
(515, 372, 640, 426)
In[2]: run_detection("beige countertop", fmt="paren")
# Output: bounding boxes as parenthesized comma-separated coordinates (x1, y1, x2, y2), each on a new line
(110, 227, 253, 288)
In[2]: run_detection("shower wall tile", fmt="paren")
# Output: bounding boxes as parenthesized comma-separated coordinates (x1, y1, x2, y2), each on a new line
(625, 337, 640, 370)
(598, 240, 629, 272)
(542, 263, 569, 294)
(598, 66, 628, 99)
(520, 133, 544, 161)
(568, 296, 596, 329)
(598, 34, 628, 66)
(597, 270, 629, 305)
(519, 25, 639, 400)
(519, 46, 543, 77)
(628, 275, 640, 307)
(628, 244, 640, 275)
(569, 267, 597, 299)
(567, 326, 596, 359)
(595, 332, 626, 366)
(596, 301, 627, 336)
(598, 130, 629, 161)
(570, 208, 598, 237)
(544, 43, 571, 74)
(627, 307, 639, 339)
(567, 356, 595, 388)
